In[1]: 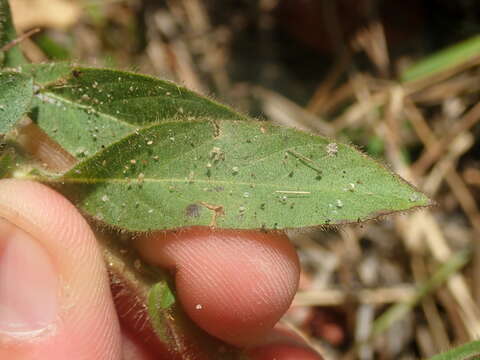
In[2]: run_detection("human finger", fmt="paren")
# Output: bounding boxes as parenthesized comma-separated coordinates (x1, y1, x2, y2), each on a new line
(0, 180, 122, 359)
(136, 226, 300, 347)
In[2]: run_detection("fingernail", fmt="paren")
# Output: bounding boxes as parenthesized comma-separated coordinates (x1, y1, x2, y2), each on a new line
(0, 218, 58, 336)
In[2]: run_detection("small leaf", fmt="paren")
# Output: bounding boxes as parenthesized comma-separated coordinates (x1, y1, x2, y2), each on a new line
(0, 0, 26, 67)
(145, 279, 240, 359)
(28, 65, 247, 158)
(147, 281, 176, 343)
(149, 281, 176, 310)
(0, 71, 33, 134)
(43, 120, 431, 231)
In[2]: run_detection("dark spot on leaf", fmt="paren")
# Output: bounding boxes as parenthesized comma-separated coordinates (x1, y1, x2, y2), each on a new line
(185, 204, 201, 218)
(214, 186, 224, 192)
(72, 70, 83, 78)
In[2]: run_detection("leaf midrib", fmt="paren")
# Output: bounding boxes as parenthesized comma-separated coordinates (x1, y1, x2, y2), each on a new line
(42, 175, 402, 202)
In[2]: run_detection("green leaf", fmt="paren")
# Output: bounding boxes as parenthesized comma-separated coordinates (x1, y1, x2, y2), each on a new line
(428, 340, 480, 360)
(147, 281, 176, 343)
(27, 65, 247, 158)
(149, 281, 176, 310)
(146, 279, 242, 359)
(0, 0, 26, 67)
(400, 35, 480, 83)
(0, 71, 33, 134)
(40, 120, 431, 231)
(23, 62, 72, 84)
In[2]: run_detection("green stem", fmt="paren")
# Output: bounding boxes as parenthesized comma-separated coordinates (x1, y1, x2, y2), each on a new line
(0, 0, 27, 67)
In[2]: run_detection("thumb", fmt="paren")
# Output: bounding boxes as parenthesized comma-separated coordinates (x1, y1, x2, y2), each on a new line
(0, 179, 122, 359)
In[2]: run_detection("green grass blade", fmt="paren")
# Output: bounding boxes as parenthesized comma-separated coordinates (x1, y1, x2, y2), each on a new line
(400, 35, 480, 83)
(371, 250, 470, 339)
(428, 340, 480, 360)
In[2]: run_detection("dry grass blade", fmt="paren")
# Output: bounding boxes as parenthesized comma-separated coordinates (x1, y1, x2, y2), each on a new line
(254, 86, 335, 136)
(352, 20, 390, 77)
(370, 250, 470, 341)
(411, 101, 480, 176)
(307, 52, 351, 114)
(294, 286, 416, 307)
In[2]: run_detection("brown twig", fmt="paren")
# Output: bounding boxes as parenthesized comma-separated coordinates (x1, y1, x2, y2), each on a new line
(0, 28, 40, 53)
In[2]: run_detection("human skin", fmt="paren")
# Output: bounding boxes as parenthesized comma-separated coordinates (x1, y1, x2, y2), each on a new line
(0, 179, 323, 359)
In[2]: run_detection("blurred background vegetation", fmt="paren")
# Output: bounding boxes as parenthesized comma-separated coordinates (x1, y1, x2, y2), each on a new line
(9, 0, 480, 359)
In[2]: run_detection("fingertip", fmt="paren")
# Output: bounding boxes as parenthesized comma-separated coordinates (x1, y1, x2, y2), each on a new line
(249, 345, 323, 360)
(137, 226, 300, 347)
(247, 326, 324, 360)
(0, 180, 121, 359)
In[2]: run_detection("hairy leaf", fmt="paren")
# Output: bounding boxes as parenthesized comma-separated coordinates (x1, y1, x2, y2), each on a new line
(42, 120, 431, 231)
(24, 62, 71, 84)
(28, 65, 246, 158)
(147, 281, 176, 343)
(146, 280, 241, 359)
(0, 71, 33, 134)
